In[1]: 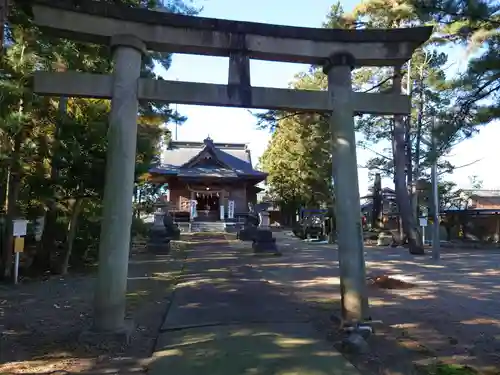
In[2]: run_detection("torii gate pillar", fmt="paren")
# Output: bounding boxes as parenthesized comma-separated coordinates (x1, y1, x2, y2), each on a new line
(324, 52, 368, 322)
(93, 35, 145, 332)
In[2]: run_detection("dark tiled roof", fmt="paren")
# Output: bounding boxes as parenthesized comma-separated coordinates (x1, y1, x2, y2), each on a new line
(465, 189, 500, 198)
(150, 138, 267, 180)
(177, 167, 239, 178)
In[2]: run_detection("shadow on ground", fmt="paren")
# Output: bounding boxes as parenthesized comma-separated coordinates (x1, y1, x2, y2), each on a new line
(2, 232, 500, 375)
(147, 241, 359, 375)
(151, 323, 357, 375)
(256, 232, 500, 374)
(0, 240, 184, 374)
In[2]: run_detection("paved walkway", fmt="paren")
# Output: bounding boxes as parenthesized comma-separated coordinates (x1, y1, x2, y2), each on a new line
(149, 240, 360, 375)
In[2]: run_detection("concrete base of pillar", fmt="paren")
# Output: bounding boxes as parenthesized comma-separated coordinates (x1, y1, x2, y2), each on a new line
(79, 318, 135, 346)
(148, 226, 176, 254)
(339, 322, 375, 354)
(252, 230, 280, 256)
(148, 240, 171, 254)
(237, 226, 258, 241)
(341, 332, 369, 354)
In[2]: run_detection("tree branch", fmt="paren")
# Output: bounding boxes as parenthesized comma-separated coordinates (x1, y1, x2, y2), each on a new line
(358, 143, 392, 161)
(362, 73, 400, 93)
(437, 157, 483, 176)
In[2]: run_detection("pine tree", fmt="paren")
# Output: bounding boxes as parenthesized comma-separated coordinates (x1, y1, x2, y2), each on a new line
(413, 0, 500, 132)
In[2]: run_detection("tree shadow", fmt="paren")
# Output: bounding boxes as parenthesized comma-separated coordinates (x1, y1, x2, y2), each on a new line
(147, 242, 361, 375)
(263, 232, 500, 374)
(3, 234, 500, 375)
(150, 323, 358, 375)
(0, 245, 183, 374)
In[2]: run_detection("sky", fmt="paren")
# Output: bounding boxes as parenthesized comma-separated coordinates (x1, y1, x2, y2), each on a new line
(156, 0, 500, 195)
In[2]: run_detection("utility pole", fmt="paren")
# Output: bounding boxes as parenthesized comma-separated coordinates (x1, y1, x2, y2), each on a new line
(175, 103, 178, 141)
(406, 59, 416, 217)
(431, 117, 440, 260)
(175, 78, 179, 140)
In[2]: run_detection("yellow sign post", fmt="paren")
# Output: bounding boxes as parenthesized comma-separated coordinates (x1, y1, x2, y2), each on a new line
(14, 236, 25, 252)
(14, 236, 25, 284)
(12, 219, 27, 284)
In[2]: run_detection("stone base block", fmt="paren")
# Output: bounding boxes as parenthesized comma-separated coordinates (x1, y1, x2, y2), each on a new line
(252, 238, 280, 256)
(237, 227, 258, 241)
(341, 332, 369, 354)
(148, 240, 171, 254)
(254, 229, 274, 241)
(148, 225, 177, 254)
(252, 229, 279, 255)
(377, 233, 393, 246)
(224, 223, 242, 233)
(79, 319, 135, 347)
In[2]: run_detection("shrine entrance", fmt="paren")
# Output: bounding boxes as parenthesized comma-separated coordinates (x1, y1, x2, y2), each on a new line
(195, 192, 219, 211)
(194, 191, 220, 221)
(31, 0, 431, 332)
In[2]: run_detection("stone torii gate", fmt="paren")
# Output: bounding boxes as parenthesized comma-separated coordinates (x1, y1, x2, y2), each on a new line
(31, 0, 431, 334)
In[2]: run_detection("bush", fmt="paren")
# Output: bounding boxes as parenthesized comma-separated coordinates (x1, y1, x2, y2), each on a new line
(131, 217, 151, 239)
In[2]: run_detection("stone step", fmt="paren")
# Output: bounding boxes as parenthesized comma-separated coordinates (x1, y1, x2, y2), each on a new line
(191, 221, 226, 232)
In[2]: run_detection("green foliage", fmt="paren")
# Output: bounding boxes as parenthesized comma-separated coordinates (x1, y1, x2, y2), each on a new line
(344, 2, 463, 182)
(422, 363, 478, 375)
(418, 175, 483, 213)
(131, 216, 152, 239)
(0, 0, 199, 276)
(260, 108, 333, 215)
(412, 0, 500, 129)
(257, 3, 353, 214)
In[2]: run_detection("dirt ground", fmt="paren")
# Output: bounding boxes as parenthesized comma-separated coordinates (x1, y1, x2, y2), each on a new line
(264, 232, 500, 375)
(2, 231, 500, 375)
(0, 238, 185, 375)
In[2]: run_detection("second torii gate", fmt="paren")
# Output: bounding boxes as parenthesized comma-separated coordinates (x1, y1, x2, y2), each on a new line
(31, 0, 432, 333)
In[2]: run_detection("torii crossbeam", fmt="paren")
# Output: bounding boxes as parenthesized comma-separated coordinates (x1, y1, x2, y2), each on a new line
(34, 71, 411, 115)
(31, 0, 432, 334)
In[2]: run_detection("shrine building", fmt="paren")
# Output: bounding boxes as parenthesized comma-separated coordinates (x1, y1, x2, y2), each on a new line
(148, 137, 267, 223)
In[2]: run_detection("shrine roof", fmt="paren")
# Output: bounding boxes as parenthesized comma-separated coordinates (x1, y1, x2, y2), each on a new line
(177, 167, 239, 178)
(149, 137, 267, 180)
(464, 189, 500, 198)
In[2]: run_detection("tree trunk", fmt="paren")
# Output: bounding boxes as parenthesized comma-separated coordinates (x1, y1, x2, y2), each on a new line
(0, 166, 7, 212)
(137, 186, 142, 218)
(2, 131, 22, 279)
(0, 167, 9, 270)
(328, 230, 337, 244)
(0, 0, 9, 264)
(0, 0, 8, 53)
(34, 207, 58, 271)
(60, 197, 83, 275)
(412, 78, 425, 219)
(406, 118, 414, 215)
(32, 97, 66, 272)
(405, 59, 418, 221)
(392, 66, 424, 255)
(133, 185, 138, 218)
(326, 205, 336, 243)
(372, 173, 383, 229)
